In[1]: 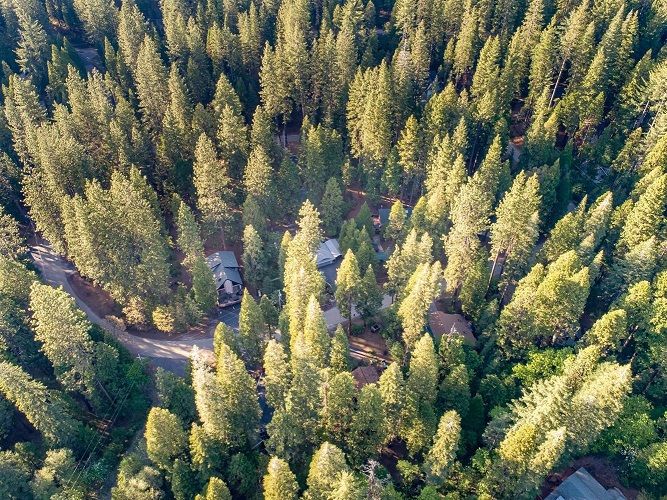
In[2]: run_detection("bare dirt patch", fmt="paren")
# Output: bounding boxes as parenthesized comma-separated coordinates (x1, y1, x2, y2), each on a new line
(68, 273, 120, 318)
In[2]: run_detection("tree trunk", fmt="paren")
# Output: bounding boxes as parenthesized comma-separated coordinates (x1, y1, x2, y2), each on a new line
(281, 118, 287, 148)
(488, 250, 501, 287)
(548, 58, 567, 108)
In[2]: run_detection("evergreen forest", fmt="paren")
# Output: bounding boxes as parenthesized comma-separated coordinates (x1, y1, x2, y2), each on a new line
(0, 0, 666, 497)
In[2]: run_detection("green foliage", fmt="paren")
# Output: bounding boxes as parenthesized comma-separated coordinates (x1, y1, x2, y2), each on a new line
(145, 407, 187, 470)
(3, 0, 667, 496)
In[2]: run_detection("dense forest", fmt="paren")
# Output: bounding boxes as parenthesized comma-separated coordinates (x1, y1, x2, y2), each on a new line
(0, 0, 666, 497)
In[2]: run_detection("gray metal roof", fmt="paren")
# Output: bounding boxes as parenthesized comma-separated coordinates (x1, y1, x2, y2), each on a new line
(316, 239, 342, 268)
(545, 468, 626, 500)
(206, 251, 243, 289)
(206, 251, 240, 269)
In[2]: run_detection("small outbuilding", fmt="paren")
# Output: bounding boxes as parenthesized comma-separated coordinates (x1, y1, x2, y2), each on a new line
(545, 467, 626, 500)
(428, 311, 476, 345)
(206, 251, 243, 306)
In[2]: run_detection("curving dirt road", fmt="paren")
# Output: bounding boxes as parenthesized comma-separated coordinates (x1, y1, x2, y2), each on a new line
(30, 241, 212, 374)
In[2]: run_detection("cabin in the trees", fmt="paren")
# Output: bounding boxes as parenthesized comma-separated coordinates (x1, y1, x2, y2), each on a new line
(316, 238, 342, 268)
(375, 206, 413, 232)
(206, 251, 243, 307)
(428, 311, 476, 345)
(545, 467, 626, 500)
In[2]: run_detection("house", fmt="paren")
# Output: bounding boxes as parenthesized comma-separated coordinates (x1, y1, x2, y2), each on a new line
(545, 467, 626, 500)
(316, 239, 342, 269)
(351, 365, 380, 388)
(376, 206, 413, 230)
(428, 311, 476, 345)
(205, 251, 243, 306)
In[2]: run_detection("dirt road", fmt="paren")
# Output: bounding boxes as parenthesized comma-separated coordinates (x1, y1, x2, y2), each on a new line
(30, 241, 212, 374)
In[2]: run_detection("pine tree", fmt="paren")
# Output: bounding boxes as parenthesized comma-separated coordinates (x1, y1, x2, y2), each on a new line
(191, 256, 217, 312)
(145, 407, 187, 470)
(295, 295, 331, 369)
(135, 35, 169, 135)
(0, 361, 82, 448)
(527, 23, 557, 108)
(330, 325, 351, 373)
(263, 457, 299, 500)
(483, 347, 631, 498)
(263, 339, 291, 409)
(385, 200, 406, 242)
(176, 200, 204, 268)
(0, 207, 26, 258)
(242, 225, 266, 290)
(423, 410, 461, 484)
(386, 229, 433, 300)
(244, 145, 274, 212)
(475, 134, 510, 204)
(407, 334, 439, 408)
(321, 177, 345, 236)
(319, 371, 356, 447)
(193, 133, 232, 244)
(284, 201, 324, 340)
(619, 173, 667, 250)
(336, 250, 362, 333)
(583, 309, 628, 353)
(218, 104, 250, 179)
(202, 477, 232, 500)
(305, 442, 351, 500)
(397, 115, 425, 190)
(399, 262, 442, 350)
(489, 172, 541, 293)
(355, 202, 374, 238)
(498, 251, 590, 356)
(378, 362, 406, 443)
(452, 3, 478, 78)
(356, 265, 383, 324)
(444, 177, 492, 297)
(349, 383, 384, 464)
(62, 168, 171, 307)
(211, 73, 243, 121)
(238, 292, 266, 366)
(29, 283, 95, 393)
(191, 346, 260, 448)
(15, 11, 50, 89)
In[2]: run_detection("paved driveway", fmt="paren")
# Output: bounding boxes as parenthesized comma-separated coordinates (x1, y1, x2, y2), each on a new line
(218, 304, 240, 330)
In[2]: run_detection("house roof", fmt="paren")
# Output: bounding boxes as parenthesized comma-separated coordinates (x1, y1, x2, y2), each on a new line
(378, 207, 412, 226)
(428, 311, 476, 345)
(316, 239, 342, 268)
(545, 468, 626, 500)
(206, 251, 240, 270)
(351, 365, 380, 388)
(206, 251, 243, 289)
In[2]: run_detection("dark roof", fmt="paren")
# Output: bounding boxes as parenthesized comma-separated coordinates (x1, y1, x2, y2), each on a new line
(316, 239, 342, 268)
(206, 251, 240, 269)
(378, 206, 413, 226)
(545, 468, 626, 500)
(206, 251, 243, 289)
